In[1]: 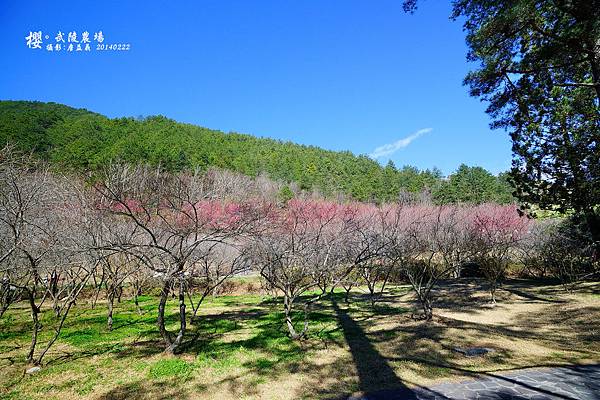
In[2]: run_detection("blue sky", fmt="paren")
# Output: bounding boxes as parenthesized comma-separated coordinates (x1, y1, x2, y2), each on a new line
(0, 0, 512, 175)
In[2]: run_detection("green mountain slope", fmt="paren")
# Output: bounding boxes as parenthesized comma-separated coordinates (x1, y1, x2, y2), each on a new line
(0, 100, 513, 203)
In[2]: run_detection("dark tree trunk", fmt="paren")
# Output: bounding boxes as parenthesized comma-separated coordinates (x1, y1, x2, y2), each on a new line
(157, 277, 187, 354)
(107, 290, 114, 331)
(34, 301, 74, 365)
(584, 211, 600, 260)
(26, 290, 40, 365)
(421, 296, 432, 320)
(165, 280, 187, 354)
(133, 284, 143, 314)
(157, 278, 172, 349)
(116, 285, 123, 303)
(490, 284, 497, 304)
(134, 293, 141, 314)
(283, 293, 307, 340)
(587, 36, 600, 104)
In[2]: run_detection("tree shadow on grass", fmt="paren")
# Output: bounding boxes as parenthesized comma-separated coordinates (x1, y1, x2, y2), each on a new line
(97, 379, 191, 400)
(429, 279, 573, 317)
(330, 299, 420, 399)
(502, 279, 569, 304)
(370, 300, 600, 375)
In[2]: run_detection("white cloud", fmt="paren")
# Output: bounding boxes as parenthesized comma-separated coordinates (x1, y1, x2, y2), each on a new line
(369, 128, 432, 159)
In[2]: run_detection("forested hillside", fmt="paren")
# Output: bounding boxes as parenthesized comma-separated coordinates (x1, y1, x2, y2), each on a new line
(0, 100, 512, 203)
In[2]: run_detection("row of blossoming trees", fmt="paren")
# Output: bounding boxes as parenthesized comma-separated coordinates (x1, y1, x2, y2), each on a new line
(0, 145, 577, 366)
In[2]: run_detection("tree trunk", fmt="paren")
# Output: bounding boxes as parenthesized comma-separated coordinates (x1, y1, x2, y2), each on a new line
(283, 293, 306, 340)
(421, 297, 432, 320)
(453, 263, 462, 279)
(134, 293, 141, 314)
(490, 284, 497, 304)
(588, 36, 600, 104)
(34, 301, 74, 365)
(416, 290, 433, 320)
(116, 285, 123, 303)
(51, 272, 60, 317)
(0, 281, 17, 318)
(133, 284, 143, 314)
(107, 290, 114, 331)
(283, 294, 297, 338)
(368, 282, 377, 306)
(26, 290, 40, 365)
(166, 280, 187, 353)
(157, 278, 172, 349)
(584, 211, 600, 260)
(159, 278, 187, 354)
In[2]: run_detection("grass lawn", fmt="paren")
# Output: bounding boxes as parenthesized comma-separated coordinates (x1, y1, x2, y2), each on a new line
(1, 280, 599, 399)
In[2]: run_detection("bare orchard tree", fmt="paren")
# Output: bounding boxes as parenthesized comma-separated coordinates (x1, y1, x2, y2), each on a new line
(30, 176, 96, 366)
(203, 168, 282, 203)
(357, 258, 393, 306)
(324, 203, 390, 306)
(98, 252, 137, 330)
(516, 219, 560, 278)
(87, 210, 151, 316)
(185, 242, 250, 319)
(519, 218, 595, 291)
(95, 163, 256, 353)
(0, 146, 34, 316)
(433, 206, 473, 278)
(128, 256, 150, 314)
(386, 206, 460, 320)
(0, 156, 93, 365)
(334, 263, 361, 303)
(0, 157, 59, 363)
(251, 199, 349, 339)
(470, 204, 530, 303)
(347, 205, 389, 306)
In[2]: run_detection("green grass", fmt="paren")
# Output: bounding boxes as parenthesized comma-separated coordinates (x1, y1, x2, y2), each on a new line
(0, 290, 352, 398)
(1, 282, 599, 399)
(149, 358, 194, 379)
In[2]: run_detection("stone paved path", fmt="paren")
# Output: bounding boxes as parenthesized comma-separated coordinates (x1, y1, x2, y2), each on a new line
(354, 364, 600, 400)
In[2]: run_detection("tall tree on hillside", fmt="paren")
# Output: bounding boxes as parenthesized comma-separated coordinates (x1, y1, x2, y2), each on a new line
(405, 0, 600, 252)
(434, 164, 510, 204)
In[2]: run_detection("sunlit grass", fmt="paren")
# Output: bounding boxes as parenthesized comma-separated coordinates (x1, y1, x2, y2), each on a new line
(0, 281, 599, 399)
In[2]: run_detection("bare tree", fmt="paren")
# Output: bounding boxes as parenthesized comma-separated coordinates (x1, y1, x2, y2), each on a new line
(470, 204, 530, 303)
(95, 163, 256, 353)
(521, 218, 596, 291)
(128, 257, 150, 314)
(385, 206, 461, 319)
(251, 199, 351, 339)
(0, 152, 93, 365)
(357, 259, 393, 306)
(334, 264, 361, 303)
(516, 219, 560, 278)
(0, 146, 35, 316)
(328, 204, 389, 306)
(185, 242, 250, 318)
(433, 206, 473, 278)
(98, 252, 137, 330)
